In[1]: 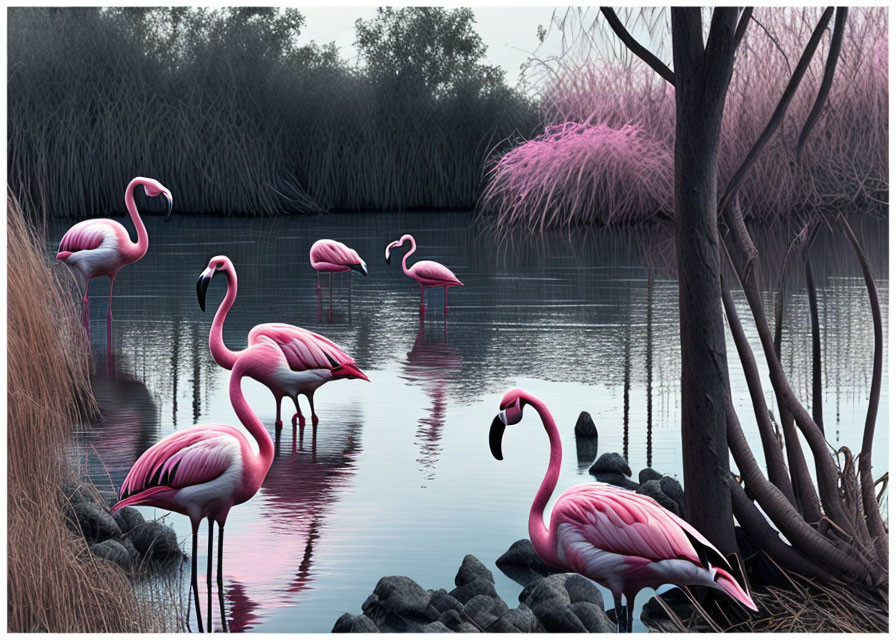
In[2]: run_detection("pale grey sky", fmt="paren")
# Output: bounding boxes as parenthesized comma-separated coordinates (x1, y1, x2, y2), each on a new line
(298, 7, 563, 86)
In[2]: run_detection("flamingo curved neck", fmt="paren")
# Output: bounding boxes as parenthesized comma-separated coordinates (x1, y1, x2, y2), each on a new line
(229, 365, 274, 483)
(401, 235, 417, 276)
(210, 267, 240, 370)
(526, 393, 563, 568)
(121, 178, 150, 262)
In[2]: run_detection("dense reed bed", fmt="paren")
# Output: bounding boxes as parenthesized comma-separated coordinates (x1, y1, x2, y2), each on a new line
(7, 195, 172, 631)
(480, 7, 888, 231)
(7, 8, 537, 220)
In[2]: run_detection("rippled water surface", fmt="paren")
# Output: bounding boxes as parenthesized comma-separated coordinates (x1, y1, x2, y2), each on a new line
(51, 212, 888, 632)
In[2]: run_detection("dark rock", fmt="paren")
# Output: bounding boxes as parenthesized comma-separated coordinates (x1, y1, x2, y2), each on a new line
(127, 521, 182, 563)
(660, 476, 685, 512)
(495, 539, 560, 587)
(89, 539, 134, 570)
(569, 601, 614, 632)
(455, 554, 493, 587)
(421, 621, 453, 633)
(521, 573, 610, 633)
(438, 609, 464, 630)
(66, 501, 121, 543)
(637, 479, 681, 515)
(61, 481, 101, 506)
(430, 591, 464, 614)
(589, 453, 632, 477)
(591, 472, 640, 490)
(449, 577, 500, 605)
(332, 613, 380, 633)
(638, 467, 663, 485)
(562, 573, 604, 605)
(455, 622, 480, 633)
(112, 506, 144, 534)
(574, 411, 597, 439)
(640, 587, 693, 630)
(487, 605, 542, 633)
(370, 576, 432, 620)
(462, 594, 505, 629)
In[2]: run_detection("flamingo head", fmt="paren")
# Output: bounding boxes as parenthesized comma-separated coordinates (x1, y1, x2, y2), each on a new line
(385, 240, 401, 264)
(140, 178, 174, 222)
(384, 234, 415, 265)
(197, 255, 234, 311)
(489, 387, 530, 460)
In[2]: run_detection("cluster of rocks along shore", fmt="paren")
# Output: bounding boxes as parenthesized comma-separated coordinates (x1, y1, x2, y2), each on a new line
(333, 553, 615, 633)
(334, 412, 692, 633)
(62, 481, 183, 573)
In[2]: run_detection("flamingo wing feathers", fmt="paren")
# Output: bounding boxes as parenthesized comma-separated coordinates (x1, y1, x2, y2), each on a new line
(249, 323, 356, 372)
(410, 260, 462, 285)
(310, 239, 363, 267)
(119, 427, 238, 500)
(58, 220, 115, 255)
(553, 484, 720, 568)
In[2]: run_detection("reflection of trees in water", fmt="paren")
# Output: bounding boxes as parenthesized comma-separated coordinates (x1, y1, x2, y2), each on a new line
(399, 315, 463, 484)
(54, 212, 887, 481)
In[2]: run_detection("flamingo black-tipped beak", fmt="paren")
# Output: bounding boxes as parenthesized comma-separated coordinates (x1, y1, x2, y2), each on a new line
(489, 414, 507, 460)
(163, 193, 173, 222)
(385, 252, 391, 265)
(196, 269, 213, 311)
(350, 262, 369, 277)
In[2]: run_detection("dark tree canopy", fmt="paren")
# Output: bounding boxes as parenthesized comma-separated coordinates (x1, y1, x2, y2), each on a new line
(355, 7, 505, 98)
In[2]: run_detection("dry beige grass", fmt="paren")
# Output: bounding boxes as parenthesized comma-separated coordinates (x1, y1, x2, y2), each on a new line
(7, 193, 175, 631)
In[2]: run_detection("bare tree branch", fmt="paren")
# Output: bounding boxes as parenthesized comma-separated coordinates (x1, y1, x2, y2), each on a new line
(796, 8, 848, 159)
(725, 396, 867, 580)
(733, 7, 754, 50)
(720, 273, 801, 510)
(729, 476, 832, 580)
(599, 7, 675, 85)
(721, 198, 853, 535)
(836, 214, 888, 562)
(719, 7, 835, 214)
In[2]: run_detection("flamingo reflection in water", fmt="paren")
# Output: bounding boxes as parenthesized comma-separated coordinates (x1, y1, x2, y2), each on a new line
(399, 313, 462, 484)
(216, 411, 363, 630)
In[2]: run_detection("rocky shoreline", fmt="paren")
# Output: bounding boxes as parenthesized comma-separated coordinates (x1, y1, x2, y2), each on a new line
(62, 482, 183, 574)
(334, 413, 691, 633)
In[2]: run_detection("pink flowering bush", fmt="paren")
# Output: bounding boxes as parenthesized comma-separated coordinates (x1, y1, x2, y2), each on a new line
(481, 7, 888, 231)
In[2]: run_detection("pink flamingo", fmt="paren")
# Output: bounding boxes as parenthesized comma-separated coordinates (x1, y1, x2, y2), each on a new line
(56, 177, 172, 326)
(111, 346, 276, 633)
(309, 239, 368, 289)
(196, 256, 369, 446)
(385, 234, 462, 312)
(489, 388, 757, 632)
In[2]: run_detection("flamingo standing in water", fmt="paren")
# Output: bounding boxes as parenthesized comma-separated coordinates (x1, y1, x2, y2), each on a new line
(309, 238, 368, 289)
(56, 177, 172, 327)
(196, 256, 368, 446)
(112, 346, 276, 632)
(385, 234, 462, 312)
(488, 388, 757, 632)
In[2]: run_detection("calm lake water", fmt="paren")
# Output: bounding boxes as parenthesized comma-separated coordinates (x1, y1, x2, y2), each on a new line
(50, 212, 888, 632)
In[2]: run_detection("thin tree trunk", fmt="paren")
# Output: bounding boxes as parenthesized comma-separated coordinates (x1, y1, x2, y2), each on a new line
(671, 7, 739, 554)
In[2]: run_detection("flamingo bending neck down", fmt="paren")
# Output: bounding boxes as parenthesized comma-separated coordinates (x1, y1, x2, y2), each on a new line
(56, 177, 172, 327)
(112, 347, 275, 632)
(309, 238, 368, 290)
(385, 234, 462, 313)
(197, 256, 369, 449)
(489, 388, 757, 632)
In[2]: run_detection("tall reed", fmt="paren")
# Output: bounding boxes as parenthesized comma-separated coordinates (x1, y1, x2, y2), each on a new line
(7, 8, 537, 220)
(7, 194, 170, 631)
(480, 7, 888, 230)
